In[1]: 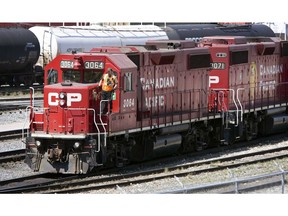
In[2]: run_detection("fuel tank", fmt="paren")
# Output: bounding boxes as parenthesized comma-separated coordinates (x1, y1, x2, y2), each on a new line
(259, 114, 288, 135)
(0, 27, 40, 73)
(153, 134, 182, 157)
(130, 134, 182, 161)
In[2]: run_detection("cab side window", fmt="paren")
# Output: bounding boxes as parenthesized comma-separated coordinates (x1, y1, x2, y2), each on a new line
(124, 72, 133, 92)
(47, 69, 58, 85)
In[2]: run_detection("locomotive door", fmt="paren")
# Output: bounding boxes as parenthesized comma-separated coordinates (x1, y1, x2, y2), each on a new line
(111, 70, 120, 114)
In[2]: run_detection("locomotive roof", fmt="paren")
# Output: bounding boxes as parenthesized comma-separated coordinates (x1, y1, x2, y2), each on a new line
(73, 50, 138, 70)
(145, 40, 196, 49)
(201, 36, 282, 46)
(107, 54, 138, 70)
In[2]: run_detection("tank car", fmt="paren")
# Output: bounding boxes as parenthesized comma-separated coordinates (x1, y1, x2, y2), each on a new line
(29, 25, 169, 73)
(164, 23, 276, 42)
(29, 23, 276, 74)
(0, 27, 40, 86)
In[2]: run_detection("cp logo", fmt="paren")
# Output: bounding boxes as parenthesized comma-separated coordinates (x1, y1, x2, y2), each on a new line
(209, 76, 220, 87)
(48, 92, 82, 106)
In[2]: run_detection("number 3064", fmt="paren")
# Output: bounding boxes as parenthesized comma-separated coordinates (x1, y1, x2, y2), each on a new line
(123, 98, 135, 108)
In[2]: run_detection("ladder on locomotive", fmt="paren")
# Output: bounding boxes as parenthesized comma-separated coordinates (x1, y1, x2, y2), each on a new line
(90, 107, 108, 154)
(92, 98, 115, 154)
(214, 88, 244, 128)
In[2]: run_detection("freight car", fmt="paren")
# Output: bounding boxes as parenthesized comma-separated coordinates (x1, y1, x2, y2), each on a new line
(0, 25, 168, 86)
(0, 28, 40, 86)
(0, 23, 276, 87)
(24, 36, 288, 174)
(164, 23, 276, 42)
(29, 25, 169, 74)
(33, 24, 275, 73)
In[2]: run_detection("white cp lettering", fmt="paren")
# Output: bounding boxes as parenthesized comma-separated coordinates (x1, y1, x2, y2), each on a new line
(48, 92, 59, 106)
(48, 92, 82, 106)
(209, 76, 220, 87)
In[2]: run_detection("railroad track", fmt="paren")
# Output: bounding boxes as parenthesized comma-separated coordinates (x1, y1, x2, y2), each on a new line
(0, 97, 43, 112)
(0, 149, 25, 163)
(0, 85, 43, 95)
(1, 143, 288, 194)
(0, 129, 26, 141)
(164, 168, 288, 194)
(0, 172, 70, 192)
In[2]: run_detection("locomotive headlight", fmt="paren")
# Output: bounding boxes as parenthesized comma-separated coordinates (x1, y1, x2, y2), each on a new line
(59, 92, 66, 107)
(59, 99, 66, 106)
(73, 142, 81, 149)
(59, 92, 66, 99)
(35, 140, 41, 147)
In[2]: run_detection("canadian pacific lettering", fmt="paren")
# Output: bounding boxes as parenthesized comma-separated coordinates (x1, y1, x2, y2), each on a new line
(140, 76, 175, 90)
(260, 64, 283, 75)
(127, 76, 175, 109)
(146, 95, 165, 107)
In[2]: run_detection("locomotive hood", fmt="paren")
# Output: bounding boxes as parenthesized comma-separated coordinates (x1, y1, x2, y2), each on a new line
(41, 82, 100, 137)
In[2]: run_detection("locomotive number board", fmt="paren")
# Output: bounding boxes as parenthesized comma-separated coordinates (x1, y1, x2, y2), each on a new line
(84, 61, 105, 69)
(210, 62, 226, 70)
(60, 60, 74, 69)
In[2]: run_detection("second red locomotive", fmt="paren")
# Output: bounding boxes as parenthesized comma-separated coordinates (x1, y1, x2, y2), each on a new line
(24, 36, 288, 174)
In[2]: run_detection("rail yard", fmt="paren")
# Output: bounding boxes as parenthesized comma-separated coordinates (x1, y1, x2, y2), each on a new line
(1, 22, 288, 197)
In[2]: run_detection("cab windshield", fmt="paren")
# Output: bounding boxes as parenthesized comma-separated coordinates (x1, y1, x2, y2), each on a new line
(62, 70, 103, 84)
(63, 70, 81, 82)
(84, 71, 103, 83)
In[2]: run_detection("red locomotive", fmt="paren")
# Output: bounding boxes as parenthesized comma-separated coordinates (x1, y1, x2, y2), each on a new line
(25, 36, 288, 174)
(204, 36, 288, 141)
